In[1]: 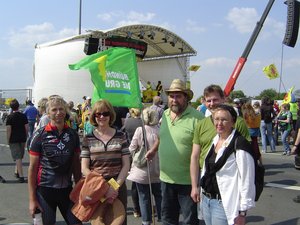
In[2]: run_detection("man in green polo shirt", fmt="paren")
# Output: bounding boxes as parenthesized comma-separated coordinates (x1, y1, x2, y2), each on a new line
(146, 79, 204, 225)
(190, 84, 250, 204)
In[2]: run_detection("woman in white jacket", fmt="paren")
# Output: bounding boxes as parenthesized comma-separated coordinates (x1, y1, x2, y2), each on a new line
(199, 104, 255, 225)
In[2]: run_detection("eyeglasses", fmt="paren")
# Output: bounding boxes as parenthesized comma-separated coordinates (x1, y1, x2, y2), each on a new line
(95, 111, 110, 118)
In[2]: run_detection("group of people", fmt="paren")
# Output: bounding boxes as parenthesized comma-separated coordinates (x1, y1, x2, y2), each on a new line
(238, 95, 299, 157)
(1, 78, 273, 225)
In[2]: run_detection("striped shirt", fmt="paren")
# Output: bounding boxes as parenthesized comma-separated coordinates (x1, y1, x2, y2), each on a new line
(80, 129, 130, 179)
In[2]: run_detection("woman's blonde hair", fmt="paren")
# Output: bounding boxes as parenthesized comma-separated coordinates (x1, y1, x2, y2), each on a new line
(142, 107, 159, 126)
(90, 99, 116, 126)
(129, 108, 141, 118)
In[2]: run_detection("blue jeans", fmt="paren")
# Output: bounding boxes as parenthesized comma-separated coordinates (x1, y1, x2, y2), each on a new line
(136, 182, 162, 225)
(161, 181, 198, 225)
(201, 195, 227, 225)
(131, 182, 140, 213)
(260, 121, 275, 152)
(281, 129, 291, 153)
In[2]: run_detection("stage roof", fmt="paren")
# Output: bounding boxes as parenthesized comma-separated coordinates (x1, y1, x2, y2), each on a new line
(37, 24, 197, 60)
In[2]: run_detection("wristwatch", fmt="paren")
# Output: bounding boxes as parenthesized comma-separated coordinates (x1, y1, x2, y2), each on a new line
(239, 211, 247, 217)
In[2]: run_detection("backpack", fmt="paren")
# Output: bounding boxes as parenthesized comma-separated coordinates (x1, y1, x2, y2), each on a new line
(234, 135, 265, 201)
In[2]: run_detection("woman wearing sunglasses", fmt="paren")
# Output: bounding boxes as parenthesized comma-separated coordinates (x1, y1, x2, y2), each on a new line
(81, 99, 131, 225)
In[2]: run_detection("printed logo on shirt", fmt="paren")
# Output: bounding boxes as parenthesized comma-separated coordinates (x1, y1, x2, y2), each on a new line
(57, 141, 65, 150)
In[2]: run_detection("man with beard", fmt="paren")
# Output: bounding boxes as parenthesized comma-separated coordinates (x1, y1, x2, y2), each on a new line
(146, 79, 204, 225)
(190, 84, 250, 213)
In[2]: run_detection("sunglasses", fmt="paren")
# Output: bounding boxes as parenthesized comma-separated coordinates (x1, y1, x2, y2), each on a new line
(95, 111, 110, 118)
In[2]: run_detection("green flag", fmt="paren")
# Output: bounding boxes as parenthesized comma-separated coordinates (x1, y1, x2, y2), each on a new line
(69, 47, 142, 108)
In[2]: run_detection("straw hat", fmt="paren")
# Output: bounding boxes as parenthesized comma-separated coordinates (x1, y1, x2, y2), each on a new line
(165, 79, 193, 101)
(90, 199, 125, 225)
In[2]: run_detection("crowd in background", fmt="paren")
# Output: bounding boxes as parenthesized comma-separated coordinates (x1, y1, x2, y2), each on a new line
(1, 80, 300, 225)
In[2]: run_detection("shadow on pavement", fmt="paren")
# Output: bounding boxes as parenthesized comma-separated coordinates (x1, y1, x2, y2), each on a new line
(270, 217, 300, 225)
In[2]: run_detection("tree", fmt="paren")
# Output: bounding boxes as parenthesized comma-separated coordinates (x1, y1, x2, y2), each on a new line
(229, 90, 246, 100)
(256, 88, 278, 100)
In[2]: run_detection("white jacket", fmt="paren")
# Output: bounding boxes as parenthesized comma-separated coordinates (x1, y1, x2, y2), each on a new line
(200, 129, 255, 225)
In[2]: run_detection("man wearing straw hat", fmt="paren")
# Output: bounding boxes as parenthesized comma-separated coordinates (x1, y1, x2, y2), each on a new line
(146, 79, 204, 225)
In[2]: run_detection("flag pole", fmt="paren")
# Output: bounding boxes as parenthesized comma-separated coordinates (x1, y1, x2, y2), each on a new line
(78, 0, 82, 35)
(278, 44, 285, 98)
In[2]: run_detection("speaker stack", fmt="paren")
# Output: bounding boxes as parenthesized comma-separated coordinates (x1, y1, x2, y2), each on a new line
(84, 37, 99, 55)
(283, 0, 300, 47)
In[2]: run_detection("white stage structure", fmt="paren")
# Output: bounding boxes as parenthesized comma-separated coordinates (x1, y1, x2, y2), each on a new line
(33, 24, 197, 104)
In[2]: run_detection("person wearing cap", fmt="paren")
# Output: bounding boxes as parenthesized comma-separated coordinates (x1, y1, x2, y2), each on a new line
(190, 85, 251, 220)
(233, 98, 243, 117)
(146, 79, 204, 225)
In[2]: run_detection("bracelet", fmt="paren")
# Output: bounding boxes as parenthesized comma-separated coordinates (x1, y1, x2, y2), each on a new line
(294, 145, 298, 147)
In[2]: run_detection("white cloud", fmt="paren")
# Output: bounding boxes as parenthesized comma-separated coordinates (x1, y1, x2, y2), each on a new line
(116, 11, 156, 27)
(97, 10, 156, 27)
(263, 17, 285, 39)
(226, 7, 258, 33)
(97, 11, 123, 22)
(186, 19, 206, 33)
(201, 57, 235, 67)
(7, 22, 77, 49)
(127, 11, 155, 22)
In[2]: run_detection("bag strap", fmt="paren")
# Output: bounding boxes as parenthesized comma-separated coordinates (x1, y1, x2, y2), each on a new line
(203, 131, 240, 176)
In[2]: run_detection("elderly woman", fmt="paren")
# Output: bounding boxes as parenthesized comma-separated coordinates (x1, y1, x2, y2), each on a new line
(81, 99, 130, 225)
(197, 104, 255, 225)
(28, 96, 82, 225)
(123, 107, 143, 217)
(127, 107, 161, 225)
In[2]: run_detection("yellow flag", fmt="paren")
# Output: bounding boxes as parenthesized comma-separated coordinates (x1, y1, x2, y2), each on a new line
(262, 64, 279, 79)
(4, 98, 14, 106)
(283, 86, 295, 104)
(189, 65, 200, 72)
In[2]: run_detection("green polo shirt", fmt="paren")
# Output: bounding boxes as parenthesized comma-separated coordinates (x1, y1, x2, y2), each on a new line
(193, 116, 251, 169)
(158, 106, 204, 185)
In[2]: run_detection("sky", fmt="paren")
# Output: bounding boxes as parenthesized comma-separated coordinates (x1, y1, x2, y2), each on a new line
(0, 0, 299, 101)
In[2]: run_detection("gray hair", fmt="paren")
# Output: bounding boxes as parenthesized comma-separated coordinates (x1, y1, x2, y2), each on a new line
(142, 107, 159, 126)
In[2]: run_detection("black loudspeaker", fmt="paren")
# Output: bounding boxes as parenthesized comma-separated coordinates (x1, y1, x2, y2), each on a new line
(84, 37, 99, 55)
(283, 0, 300, 48)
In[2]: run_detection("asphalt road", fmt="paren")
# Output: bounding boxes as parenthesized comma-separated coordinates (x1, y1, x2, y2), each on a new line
(0, 123, 300, 225)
